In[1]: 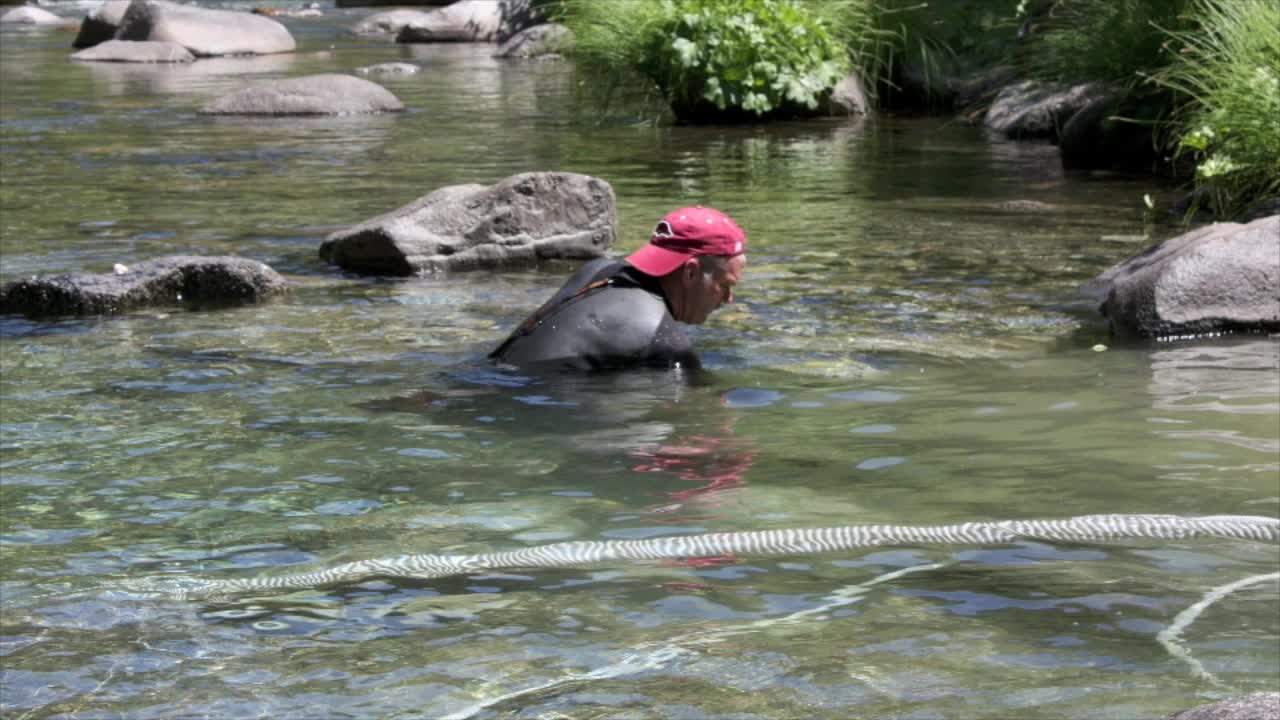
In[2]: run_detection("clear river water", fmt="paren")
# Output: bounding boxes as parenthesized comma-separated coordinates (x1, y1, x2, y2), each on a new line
(2, 4, 1278, 719)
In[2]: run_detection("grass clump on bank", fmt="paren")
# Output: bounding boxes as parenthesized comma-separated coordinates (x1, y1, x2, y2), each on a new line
(560, 0, 864, 123)
(1148, 0, 1280, 219)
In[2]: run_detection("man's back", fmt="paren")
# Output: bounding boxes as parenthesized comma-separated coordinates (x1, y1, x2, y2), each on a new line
(490, 258, 699, 371)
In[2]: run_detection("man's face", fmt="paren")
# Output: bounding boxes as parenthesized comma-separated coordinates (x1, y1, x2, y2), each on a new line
(679, 254, 746, 324)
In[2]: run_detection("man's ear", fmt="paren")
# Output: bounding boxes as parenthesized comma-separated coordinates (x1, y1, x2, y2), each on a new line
(680, 257, 700, 283)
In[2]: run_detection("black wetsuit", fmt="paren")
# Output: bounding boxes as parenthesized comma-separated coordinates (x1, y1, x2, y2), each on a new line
(490, 258, 700, 371)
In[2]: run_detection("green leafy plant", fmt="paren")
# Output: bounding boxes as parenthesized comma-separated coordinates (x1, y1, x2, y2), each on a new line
(1148, 0, 1280, 219)
(562, 0, 855, 123)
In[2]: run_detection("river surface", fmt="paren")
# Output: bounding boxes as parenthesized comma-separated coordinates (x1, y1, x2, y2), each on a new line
(2, 4, 1278, 719)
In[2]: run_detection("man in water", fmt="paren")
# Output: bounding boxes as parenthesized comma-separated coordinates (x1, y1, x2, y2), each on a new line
(490, 206, 747, 371)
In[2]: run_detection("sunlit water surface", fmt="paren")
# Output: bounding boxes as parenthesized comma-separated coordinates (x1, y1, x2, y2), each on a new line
(2, 5, 1278, 719)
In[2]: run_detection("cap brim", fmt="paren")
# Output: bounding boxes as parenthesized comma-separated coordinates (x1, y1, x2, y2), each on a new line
(625, 243, 691, 277)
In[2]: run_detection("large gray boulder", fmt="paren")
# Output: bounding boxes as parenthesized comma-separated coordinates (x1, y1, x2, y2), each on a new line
(72, 39, 194, 63)
(1167, 693, 1280, 720)
(1, 6, 65, 25)
(72, 0, 131, 48)
(116, 0, 295, 57)
(985, 80, 1106, 140)
(0, 256, 287, 318)
(320, 172, 616, 275)
(200, 74, 403, 115)
(396, 0, 541, 44)
(1082, 215, 1280, 338)
(395, 0, 500, 42)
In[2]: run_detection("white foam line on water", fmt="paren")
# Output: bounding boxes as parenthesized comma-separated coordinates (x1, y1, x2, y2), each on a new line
(438, 561, 951, 720)
(1155, 571, 1280, 687)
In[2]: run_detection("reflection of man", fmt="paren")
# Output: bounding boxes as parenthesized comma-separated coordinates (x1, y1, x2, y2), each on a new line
(490, 206, 747, 371)
(634, 429, 756, 519)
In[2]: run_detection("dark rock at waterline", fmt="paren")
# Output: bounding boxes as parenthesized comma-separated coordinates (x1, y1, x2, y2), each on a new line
(0, 256, 288, 318)
(116, 0, 295, 57)
(1167, 693, 1280, 720)
(395, 0, 542, 44)
(985, 80, 1106, 140)
(493, 23, 569, 60)
(200, 74, 403, 115)
(1058, 93, 1163, 172)
(72, 39, 194, 63)
(72, 0, 130, 48)
(320, 172, 616, 275)
(1082, 215, 1280, 339)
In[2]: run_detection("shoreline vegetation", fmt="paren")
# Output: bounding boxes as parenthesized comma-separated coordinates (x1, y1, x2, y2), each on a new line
(548, 0, 1279, 222)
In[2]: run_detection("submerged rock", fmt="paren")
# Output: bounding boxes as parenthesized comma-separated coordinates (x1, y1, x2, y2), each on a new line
(0, 256, 288, 318)
(72, 0, 131, 48)
(319, 172, 616, 275)
(1167, 693, 1280, 720)
(356, 62, 421, 76)
(1082, 214, 1280, 339)
(200, 74, 403, 115)
(71, 39, 194, 63)
(116, 0, 295, 57)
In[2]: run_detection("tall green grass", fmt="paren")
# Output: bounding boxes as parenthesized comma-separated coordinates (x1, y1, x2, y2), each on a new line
(1148, 0, 1280, 219)
(1019, 0, 1194, 84)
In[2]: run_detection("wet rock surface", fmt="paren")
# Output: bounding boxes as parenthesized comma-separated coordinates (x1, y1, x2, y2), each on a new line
(1167, 693, 1280, 720)
(115, 0, 295, 57)
(71, 39, 194, 63)
(0, 256, 288, 318)
(985, 80, 1106, 140)
(72, 0, 131, 48)
(320, 172, 616, 275)
(200, 74, 403, 115)
(493, 23, 569, 60)
(1083, 215, 1280, 338)
(1, 6, 65, 25)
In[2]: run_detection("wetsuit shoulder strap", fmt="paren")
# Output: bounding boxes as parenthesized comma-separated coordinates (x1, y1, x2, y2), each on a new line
(491, 260, 628, 358)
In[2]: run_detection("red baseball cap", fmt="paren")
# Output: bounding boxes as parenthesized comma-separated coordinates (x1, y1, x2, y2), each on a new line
(626, 206, 746, 277)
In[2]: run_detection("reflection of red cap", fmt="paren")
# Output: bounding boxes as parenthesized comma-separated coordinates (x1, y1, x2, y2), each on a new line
(626, 206, 746, 277)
